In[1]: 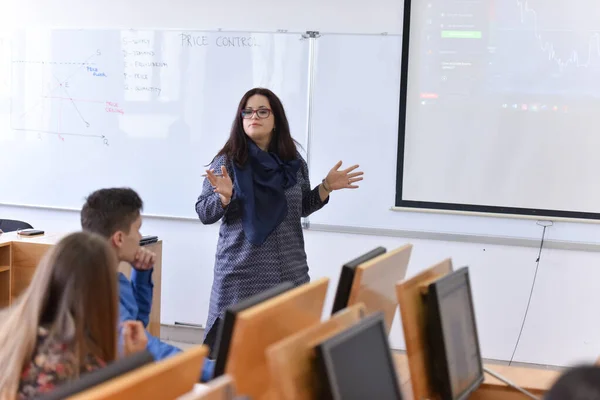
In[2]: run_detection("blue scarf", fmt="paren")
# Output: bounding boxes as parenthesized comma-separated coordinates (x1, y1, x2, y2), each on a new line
(233, 141, 301, 246)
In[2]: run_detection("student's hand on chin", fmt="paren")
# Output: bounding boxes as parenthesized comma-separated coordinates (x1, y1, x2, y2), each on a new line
(132, 247, 155, 271)
(122, 320, 148, 355)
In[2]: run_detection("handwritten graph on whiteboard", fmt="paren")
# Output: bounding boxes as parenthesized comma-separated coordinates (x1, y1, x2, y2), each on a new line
(9, 30, 142, 146)
(0, 28, 309, 217)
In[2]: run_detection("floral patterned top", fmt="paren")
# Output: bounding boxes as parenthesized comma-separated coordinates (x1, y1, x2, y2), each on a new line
(17, 326, 106, 399)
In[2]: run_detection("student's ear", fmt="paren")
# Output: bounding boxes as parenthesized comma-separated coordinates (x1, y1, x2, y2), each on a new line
(110, 231, 124, 248)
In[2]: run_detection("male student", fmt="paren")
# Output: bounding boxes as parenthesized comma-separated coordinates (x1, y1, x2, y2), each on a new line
(81, 187, 181, 360)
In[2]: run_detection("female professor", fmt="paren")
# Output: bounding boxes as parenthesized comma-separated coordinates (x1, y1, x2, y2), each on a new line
(195, 88, 363, 351)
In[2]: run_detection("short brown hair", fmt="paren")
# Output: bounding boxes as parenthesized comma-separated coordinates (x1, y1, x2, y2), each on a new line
(81, 188, 143, 238)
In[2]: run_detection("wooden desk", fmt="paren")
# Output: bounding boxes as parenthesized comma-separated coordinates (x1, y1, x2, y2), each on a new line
(393, 353, 560, 399)
(0, 231, 163, 337)
(70, 345, 208, 400)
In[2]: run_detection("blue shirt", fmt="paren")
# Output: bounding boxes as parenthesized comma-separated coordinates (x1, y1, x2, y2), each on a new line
(118, 269, 181, 360)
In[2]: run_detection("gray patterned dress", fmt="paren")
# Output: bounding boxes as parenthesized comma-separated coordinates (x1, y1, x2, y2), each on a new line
(195, 153, 329, 338)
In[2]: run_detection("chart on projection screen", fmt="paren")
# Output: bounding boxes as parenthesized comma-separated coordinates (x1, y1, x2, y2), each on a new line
(399, 0, 600, 217)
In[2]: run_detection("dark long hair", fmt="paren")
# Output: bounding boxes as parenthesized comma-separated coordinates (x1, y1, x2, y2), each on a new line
(215, 88, 299, 166)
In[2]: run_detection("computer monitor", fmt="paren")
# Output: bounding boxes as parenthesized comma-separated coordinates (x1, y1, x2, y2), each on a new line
(266, 303, 366, 400)
(315, 312, 403, 400)
(426, 267, 484, 400)
(36, 350, 155, 400)
(396, 258, 453, 398)
(330, 247, 386, 315)
(212, 281, 294, 378)
(140, 235, 158, 246)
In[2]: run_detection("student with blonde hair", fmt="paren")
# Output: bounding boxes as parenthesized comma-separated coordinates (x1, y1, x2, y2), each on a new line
(0, 231, 148, 399)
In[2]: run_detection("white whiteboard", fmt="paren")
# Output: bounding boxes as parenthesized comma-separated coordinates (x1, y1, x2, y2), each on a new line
(0, 29, 309, 218)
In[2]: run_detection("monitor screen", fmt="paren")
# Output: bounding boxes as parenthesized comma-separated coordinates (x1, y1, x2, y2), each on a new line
(427, 267, 484, 400)
(36, 350, 155, 399)
(315, 312, 403, 400)
(213, 281, 294, 377)
(330, 247, 386, 315)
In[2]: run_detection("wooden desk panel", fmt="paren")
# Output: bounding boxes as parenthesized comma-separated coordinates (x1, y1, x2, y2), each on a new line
(11, 242, 50, 302)
(226, 278, 330, 400)
(0, 232, 163, 337)
(0, 242, 10, 266)
(394, 353, 560, 399)
(69, 345, 208, 400)
(471, 363, 560, 400)
(347, 244, 412, 334)
(0, 243, 10, 308)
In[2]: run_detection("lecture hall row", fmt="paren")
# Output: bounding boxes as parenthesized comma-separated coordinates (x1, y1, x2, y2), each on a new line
(0, 225, 594, 399)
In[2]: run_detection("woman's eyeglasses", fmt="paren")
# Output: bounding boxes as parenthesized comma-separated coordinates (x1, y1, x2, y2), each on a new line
(241, 108, 271, 119)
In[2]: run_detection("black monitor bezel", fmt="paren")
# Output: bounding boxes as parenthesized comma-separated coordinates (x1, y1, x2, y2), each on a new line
(315, 311, 403, 400)
(212, 281, 295, 377)
(330, 247, 387, 315)
(426, 266, 484, 400)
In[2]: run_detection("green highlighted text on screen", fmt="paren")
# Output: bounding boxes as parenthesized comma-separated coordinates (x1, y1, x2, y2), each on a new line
(441, 30, 482, 39)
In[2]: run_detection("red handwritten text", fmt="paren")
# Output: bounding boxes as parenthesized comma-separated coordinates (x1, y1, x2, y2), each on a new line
(105, 101, 124, 115)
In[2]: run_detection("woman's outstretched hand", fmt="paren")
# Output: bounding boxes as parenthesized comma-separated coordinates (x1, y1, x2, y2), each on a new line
(206, 165, 233, 207)
(325, 161, 364, 190)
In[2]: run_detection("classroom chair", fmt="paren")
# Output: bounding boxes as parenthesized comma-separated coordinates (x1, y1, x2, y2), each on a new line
(0, 219, 33, 232)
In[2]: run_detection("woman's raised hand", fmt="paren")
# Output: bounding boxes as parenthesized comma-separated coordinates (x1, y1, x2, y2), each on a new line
(325, 161, 364, 191)
(206, 165, 233, 207)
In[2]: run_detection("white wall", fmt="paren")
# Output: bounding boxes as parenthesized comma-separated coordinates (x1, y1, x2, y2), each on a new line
(6, 0, 404, 34)
(3, 0, 600, 369)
